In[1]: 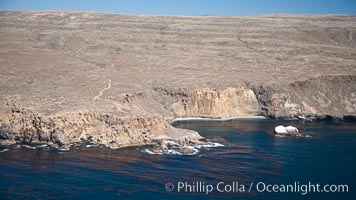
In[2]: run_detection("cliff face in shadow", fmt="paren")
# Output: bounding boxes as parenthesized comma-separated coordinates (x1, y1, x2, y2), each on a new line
(254, 75, 356, 119)
(0, 11, 355, 148)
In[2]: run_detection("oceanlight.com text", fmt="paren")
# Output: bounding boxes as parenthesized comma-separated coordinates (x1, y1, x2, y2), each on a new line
(165, 181, 349, 195)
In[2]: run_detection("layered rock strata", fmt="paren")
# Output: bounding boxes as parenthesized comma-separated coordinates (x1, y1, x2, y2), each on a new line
(172, 87, 259, 118)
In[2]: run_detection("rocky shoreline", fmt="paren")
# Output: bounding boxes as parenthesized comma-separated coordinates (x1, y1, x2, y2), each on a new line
(0, 11, 355, 153)
(1, 74, 355, 152)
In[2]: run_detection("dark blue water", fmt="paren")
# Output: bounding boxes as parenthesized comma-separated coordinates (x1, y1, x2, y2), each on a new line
(1, 119, 355, 200)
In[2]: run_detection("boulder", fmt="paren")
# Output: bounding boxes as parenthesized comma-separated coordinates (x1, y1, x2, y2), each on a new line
(274, 125, 300, 136)
(286, 126, 299, 133)
(275, 125, 288, 134)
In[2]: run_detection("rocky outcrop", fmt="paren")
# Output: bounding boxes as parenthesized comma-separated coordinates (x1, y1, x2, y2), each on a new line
(172, 87, 260, 118)
(0, 100, 203, 149)
(253, 75, 356, 119)
(274, 125, 301, 137)
(155, 75, 356, 120)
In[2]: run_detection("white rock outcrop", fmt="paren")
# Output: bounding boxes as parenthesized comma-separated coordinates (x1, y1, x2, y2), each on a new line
(274, 125, 299, 134)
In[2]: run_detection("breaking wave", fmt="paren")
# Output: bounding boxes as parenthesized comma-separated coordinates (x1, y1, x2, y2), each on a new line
(141, 141, 225, 156)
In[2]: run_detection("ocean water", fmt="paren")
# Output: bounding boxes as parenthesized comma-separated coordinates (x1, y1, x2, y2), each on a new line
(0, 119, 355, 200)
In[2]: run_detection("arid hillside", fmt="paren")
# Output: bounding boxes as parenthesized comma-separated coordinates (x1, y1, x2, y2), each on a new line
(0, 11, 355, 149)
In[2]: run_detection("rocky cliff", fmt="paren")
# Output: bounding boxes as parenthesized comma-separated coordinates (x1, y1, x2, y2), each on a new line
(0, 11, 355, 150)
(254, 75, 356, 119)
(170, 87, 259, 118)
(0, 99, 203, 150)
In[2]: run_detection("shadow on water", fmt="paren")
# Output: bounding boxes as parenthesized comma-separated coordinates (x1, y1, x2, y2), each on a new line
(1, 119, 356, 200)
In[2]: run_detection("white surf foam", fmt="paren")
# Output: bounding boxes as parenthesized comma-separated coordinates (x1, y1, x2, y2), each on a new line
(0, 149, 9, 153)
(165, 149, 183, 155)
(141, 149, 184, 155)
(184, 146, 200, 155)
(195, 142, 225, 149)
(141, 149, 163, 155)
(85, 141, 100, 148)
(21, 145, 37, 149)
(85, 144, 99, 148)
(141, 141, 224, 156)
